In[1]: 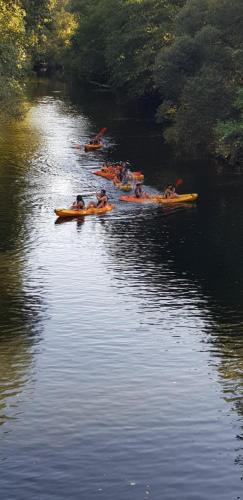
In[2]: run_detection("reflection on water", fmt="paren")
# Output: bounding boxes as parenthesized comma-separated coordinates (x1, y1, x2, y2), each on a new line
(0, 335, 34, 426)
(55, 215, 85, 228)
(0, 80, 243, 499)
(0, 110, 45, 427)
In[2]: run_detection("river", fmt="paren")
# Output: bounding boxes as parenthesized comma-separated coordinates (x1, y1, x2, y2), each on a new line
(0, 79, 243, 500)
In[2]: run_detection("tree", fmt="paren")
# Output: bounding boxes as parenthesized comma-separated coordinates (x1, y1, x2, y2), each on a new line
(164, 66, 232, 155)
(154, 0, 243, 159)
(67, 0, 185, 96)
(215, 89, 243, 166)
(0, 1, 27, 117)
(22, 0, 77, 66)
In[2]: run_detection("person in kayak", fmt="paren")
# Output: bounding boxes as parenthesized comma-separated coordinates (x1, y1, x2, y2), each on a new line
(87, 189, 108, 209)
(89, 138, 100, 145)
(121, 163, 129, 183)
(163, 184, 179, 198)
(112, 165, 121, 184)
(96, 189, 108, 207)
(70, 195, 85, 210)
(134, 182, 144, 198)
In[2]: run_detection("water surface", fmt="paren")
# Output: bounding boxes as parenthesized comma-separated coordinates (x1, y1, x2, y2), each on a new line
(0, 80, 243, 500)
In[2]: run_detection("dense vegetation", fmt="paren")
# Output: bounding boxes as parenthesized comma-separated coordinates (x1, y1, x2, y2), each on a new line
(1, 0, 243, 165)
(0, 0, 76, 116)
(0, 1, 26, 116)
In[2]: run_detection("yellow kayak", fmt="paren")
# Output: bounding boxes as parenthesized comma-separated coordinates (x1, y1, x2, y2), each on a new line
(156, 193, 198, 204)
(120, 193, 198, 204)
(55, 204, 115, 218)
(114, 182, 133, 191)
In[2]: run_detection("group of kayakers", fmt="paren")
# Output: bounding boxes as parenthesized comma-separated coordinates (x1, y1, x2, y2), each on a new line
(55, 129, 198, 218)
(100, 161, 131, 184)
(99, 161, 179, 198)
(70, 163, 179, 211)
(135, 182, 179, 199)
(71, 124, 180, 210)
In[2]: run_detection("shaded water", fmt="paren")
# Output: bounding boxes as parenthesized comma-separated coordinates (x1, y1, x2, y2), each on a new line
(0, 79, 243, 499)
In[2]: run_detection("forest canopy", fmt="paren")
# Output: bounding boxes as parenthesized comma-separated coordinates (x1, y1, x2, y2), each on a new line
(0, 0, 76, 116)
(1, 0, 243, 164)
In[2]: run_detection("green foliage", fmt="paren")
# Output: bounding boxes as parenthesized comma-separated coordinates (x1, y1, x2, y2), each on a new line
(164, 66, 232, 155)
(67, 0, 185, 96)
(103, 0, 176, 96)
(0, 0, 76, 117)
(215, 89, 243, 166)
(154, 0, 243, 159)
(0, 1, 27, 117)
(155, 36, 199, 101)
(175, 0, 208, 36)
(68, 2, 107, 83)
(22, 0, 77, 64)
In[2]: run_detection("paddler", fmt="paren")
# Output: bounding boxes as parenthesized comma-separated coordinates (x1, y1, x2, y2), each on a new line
(163, 184, 179, 198)
(87, 189, 108, 209)
(134, 182, 144, 198)
(97, 189, 108, 207)
(121, 162, 129, 183)
(70, 195, 85, 210)
(89, 138, 100, 145)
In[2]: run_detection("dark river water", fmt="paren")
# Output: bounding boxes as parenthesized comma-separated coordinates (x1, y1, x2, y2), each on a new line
(1, 79, 243, 500)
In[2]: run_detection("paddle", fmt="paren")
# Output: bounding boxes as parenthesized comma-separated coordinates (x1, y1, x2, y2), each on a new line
(81, 192, 97, 197)
(95, 127, 107, 141)
(80, 192, 114, 200)
(96, 127, 107, 137)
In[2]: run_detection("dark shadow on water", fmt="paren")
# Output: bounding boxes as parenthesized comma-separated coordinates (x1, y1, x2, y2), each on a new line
(55, 216, 85, 228)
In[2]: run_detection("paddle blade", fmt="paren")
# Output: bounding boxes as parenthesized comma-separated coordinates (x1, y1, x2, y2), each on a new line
(95, 127, 107, 140)
(99, 127, 107, 136)
(175, 178, 184, 186)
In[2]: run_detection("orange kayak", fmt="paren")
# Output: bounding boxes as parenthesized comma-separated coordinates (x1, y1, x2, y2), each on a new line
(55, 204, 115, 218)
(92, 169, 144, 182)
(120, 195, 155, 203)
(120, 193, 198, 204)
(92, 170, 115, 180)
(84, 143, 102, 152)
